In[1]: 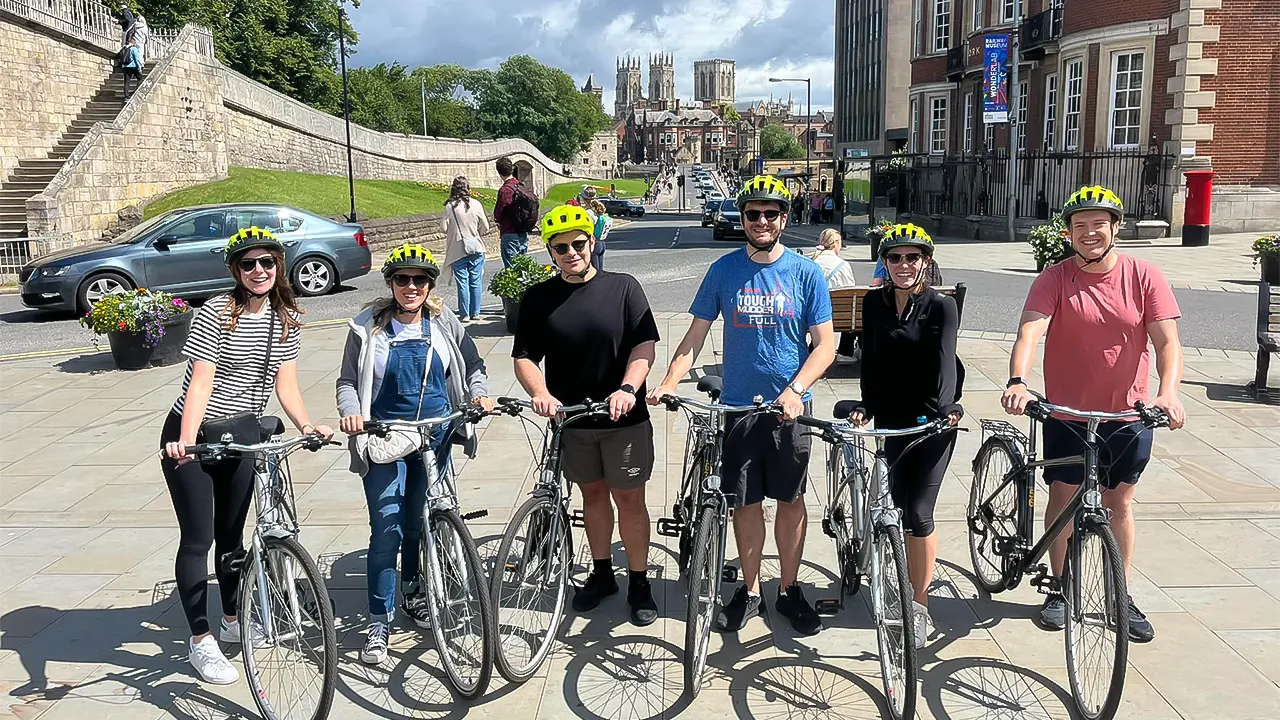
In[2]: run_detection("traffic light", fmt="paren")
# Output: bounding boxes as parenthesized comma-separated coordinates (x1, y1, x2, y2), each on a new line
(677, 175, 685, 187)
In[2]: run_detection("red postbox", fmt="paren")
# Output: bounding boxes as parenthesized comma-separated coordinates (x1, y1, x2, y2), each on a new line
(1182, 169, 1216, 247)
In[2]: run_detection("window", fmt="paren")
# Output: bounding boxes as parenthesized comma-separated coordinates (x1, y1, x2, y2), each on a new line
(1064, 59, 1083, 150)
(1043, 73, 1058, 149)
(1017, 80, 1028, 151)
(910, 97, 920, 151)
(1002, 0, 1016, 23)
(973, 0, 984, 30)
(934, 0, 951, 52)
(930, 96, 948, 154)
(913, 0, 922, 56)
(1110, 52, 1144, 148)
(167, 211, 227, 242)
(985, 121, 994, 151)
(601, 160, 608, 166)
(963, 91, 974, 151)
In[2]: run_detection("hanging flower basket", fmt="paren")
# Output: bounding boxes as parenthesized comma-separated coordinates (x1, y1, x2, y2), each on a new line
(1252, 233, 1279, 285)
(80, 289, 192, 370)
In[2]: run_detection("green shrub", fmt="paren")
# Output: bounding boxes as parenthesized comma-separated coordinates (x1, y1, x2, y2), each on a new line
(1029, 215, 1072, 270)
(488, 254, 556, 302)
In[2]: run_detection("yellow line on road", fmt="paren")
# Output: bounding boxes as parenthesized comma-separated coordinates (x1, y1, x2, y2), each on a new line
(0, 346, 99, 361)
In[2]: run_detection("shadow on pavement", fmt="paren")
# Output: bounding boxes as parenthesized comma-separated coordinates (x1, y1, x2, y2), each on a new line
(729, 655, 888, 720)
(1184, 379, 1278, 406)
(919, 657, 1074, 720)
(54, 351, 116, 374)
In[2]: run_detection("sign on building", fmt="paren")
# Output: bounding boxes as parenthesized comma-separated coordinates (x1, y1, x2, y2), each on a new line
(982, 34, 1010, 124)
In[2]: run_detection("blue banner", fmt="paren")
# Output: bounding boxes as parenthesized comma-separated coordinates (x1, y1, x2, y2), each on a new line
(983, 34, 1010, 124)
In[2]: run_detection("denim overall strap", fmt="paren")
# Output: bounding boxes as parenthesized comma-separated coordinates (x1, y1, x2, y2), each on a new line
(370, 316, 436, 421)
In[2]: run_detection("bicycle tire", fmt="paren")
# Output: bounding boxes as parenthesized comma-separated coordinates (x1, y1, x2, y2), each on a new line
(874, 523, 917, 720)
(239, 535, 337, 720)
(683, 505, 722, 698)
(832, 476, 863, 597)
(677, 444, 710, 573)
(968, 438, 1022, 593)
(1064, 518, 1129, 720)
(490, 494, 569, 684)
(423, 508, 495, 700)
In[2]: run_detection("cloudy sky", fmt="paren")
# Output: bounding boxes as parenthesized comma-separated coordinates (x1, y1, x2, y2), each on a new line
(347, 0, 835, 112)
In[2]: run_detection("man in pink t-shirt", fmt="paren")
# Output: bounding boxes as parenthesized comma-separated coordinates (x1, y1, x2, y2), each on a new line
(1002, 185, 1186, 644)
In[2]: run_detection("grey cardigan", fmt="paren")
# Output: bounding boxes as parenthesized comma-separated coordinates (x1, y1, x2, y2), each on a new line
(336, 304, 489, 475)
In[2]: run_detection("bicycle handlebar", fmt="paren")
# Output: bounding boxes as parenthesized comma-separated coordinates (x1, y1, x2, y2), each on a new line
(1026, 399, 1170, 428)
(495, 397, 611, 426)
(658, 394, 781, 416)
(797, 414, 957, 439)
(187, 432, 338, 459)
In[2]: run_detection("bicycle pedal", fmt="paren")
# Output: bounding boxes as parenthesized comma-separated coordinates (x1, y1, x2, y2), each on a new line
(461, 509, 489, 521)
(1030, 565, 1060, 593)
(821, 518, 836, 539)
(814, 598, 842, 616)
(569, 510, 586, 528)
(655, 517, 684, 537)
(721, 565, 738, 583)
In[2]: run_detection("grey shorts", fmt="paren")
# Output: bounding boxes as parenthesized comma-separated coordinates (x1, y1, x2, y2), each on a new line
(561, 421, 655, 490)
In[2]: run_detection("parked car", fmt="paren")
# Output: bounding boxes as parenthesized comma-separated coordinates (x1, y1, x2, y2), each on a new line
(19, 203, 372, 314)
(602, 198, 645, 217)
(701, 199, 724, 227)
(713, 207, 744, 241)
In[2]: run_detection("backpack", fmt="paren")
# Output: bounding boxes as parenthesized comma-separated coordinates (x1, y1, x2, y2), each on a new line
(510, 182, 539, 232)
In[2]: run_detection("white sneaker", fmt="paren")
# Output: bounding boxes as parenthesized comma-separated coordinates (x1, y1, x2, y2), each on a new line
(360, 621, 390, 665)
(911, 601, 933, 649)
(188, 635, 239, 685)
(219, 617, 267, 645)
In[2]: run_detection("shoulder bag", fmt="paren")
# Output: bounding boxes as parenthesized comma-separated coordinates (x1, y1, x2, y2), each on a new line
(365, 322, 438, 464)
(451, 203, 487, 256)
(199, 310, 275, 444)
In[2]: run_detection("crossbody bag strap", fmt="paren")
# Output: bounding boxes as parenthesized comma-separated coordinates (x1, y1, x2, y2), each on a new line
(412, 315, 437, 419)
(257, 310, 276, 416)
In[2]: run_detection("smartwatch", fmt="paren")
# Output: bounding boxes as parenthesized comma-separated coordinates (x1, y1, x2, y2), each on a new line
(1006, 376, 1027, 389)
(788, 380, 807, 396)
(619, 383, 637, 395)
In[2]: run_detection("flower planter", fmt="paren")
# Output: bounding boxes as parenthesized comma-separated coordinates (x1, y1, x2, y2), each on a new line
(107, 312, 191, 370)
(1262, 254, 1280, 286)
(503, 297, 521, 335)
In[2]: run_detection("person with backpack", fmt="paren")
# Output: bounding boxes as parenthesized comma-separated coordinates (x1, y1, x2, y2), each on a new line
(494, 157, 538, 268)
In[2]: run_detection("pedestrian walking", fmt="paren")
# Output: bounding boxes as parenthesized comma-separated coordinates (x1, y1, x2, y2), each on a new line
(121, 38, 143, 99)
(493, 157, 538, 267)
(588, 199, 612, 271)
(160, 227, 333, 685)
(441, 176, 489, 322)
(336, 244, 495, 664)
(823, 194, 835, 223)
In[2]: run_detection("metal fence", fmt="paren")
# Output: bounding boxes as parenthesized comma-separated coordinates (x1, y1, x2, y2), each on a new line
(872, 150, 1175, 223)
(0, 237, 71, 285)
(1, 0, 179, 54)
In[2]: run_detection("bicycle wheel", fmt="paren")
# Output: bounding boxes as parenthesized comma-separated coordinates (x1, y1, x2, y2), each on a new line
(968, 438, 1022, 593)
(677, 444, 710, 573)
(683, 505, 722, 698)
(1064, 518, 1129, 720)
(423, 509, 495, 700)
(831, 476, 863, 597)
(873, 523, 916, 720)
(490, 494, 570, 684)
(239, 535, 337, 720)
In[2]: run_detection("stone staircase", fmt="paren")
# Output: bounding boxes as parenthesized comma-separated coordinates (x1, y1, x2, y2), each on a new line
(0, 67, 153, 239)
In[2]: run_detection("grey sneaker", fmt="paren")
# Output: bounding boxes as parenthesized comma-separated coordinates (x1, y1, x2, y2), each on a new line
(401, 583, 432, 629)
(1038, 593, 1066, 631)
(911, 601, 933, 649)
(360, 621, 390, 665)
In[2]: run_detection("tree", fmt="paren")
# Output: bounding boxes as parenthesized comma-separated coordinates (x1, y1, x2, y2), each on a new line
(760, 122, 804, 159)
(721, 105, 742, 124)
(472, 55, 611, 162)
(347, 63, 418, 134)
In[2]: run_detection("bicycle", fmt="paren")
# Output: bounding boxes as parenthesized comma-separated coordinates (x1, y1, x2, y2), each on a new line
(796, 402, 963, 720)
(967, 397, 1170, 720)
(186, 417, 340, 720)
(360, 408, 498, 700)
(488, 397, 610, 684)
(653, 376, 780, 699)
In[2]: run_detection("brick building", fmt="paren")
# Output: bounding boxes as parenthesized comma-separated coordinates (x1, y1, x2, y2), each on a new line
(625, 106, 735, 165)
(904, 0, 1279, 233)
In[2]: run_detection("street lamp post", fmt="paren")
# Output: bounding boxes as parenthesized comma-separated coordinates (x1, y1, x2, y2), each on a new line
(337, 1, 356, 222)
(768, 77, 812, 185)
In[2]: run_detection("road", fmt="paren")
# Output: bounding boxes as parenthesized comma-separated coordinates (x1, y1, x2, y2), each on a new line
(0, 212, 1256, 356)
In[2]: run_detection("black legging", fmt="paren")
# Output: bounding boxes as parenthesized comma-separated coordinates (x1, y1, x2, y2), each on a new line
(159, 410, 255, 636)
(885, 430, 956, 537)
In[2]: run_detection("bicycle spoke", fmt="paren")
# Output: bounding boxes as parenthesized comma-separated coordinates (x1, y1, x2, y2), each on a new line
(494, 500, 567, 679)
(429, 517, 487, 690)
(1065, 523, 1127, 720)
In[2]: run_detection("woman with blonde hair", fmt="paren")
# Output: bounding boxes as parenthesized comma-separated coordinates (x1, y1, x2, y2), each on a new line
(336, 244, 495, 664)
(441, 176, 490, 322)
(812, 228, 857, 358)
(588, 198, 613, 271)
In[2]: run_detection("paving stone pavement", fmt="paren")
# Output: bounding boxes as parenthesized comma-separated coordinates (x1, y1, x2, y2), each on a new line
(1, 314, 1279, 720)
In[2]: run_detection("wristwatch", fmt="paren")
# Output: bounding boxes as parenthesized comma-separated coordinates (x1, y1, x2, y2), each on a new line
(1006, 376, 1027, 389)
(788, 380, 807, 396)
(619, 383, 636, 395)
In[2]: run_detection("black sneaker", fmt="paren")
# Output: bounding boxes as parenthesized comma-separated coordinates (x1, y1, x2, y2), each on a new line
(401, 583, 431, 629)
(1128, 596, 1155, 643)
(628, 577, 659, 627)
(775, 584, 823, 636)
(715, 584, 763, 633)
(1037, 593, 1066, 631)
(572, 570, 618, 612)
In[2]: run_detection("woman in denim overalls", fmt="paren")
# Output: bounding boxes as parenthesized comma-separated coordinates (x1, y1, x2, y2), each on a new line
(336, 244, 495, 665)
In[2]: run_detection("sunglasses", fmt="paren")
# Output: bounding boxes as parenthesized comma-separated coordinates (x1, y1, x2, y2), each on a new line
(743, 209, 783, 223)
(885, 252, 923, 265)
(236, 256, 277, 272)
(550, 239, 590, 256)
(391, 274, 431, 288)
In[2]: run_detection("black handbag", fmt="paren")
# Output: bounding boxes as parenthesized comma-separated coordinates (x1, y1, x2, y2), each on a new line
(199, 312, 275, 445)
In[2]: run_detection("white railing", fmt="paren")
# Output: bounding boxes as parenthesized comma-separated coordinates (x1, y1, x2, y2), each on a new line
(0, 237, 71, 284)
(0, 0, 121, 51)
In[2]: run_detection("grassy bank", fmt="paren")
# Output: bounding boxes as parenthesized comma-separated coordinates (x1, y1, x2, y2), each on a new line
(144, 168, 497, 220)
(541, 178, 650, 209)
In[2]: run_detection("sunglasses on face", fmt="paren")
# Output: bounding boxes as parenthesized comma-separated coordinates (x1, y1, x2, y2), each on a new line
(551, 239, 590, 256)
(391, 274, 431, 288)
(885, 252, 923, 265)
(236, 256, 277, 272)
(743, 209, 782, 223)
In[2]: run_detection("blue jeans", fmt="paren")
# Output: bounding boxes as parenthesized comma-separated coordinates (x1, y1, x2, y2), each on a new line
(451, 252, 484, 318)
(500, 232, 528, 268)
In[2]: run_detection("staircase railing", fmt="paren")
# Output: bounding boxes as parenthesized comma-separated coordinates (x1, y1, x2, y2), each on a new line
(0, 0, 178, 55)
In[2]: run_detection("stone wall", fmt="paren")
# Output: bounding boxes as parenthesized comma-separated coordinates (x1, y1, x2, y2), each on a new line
(569, 131, 618, 179)
(0, 11, 113, 179)
(27, 27, 227, 239)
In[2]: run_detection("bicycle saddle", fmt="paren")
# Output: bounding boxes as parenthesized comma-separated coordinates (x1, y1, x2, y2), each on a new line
(259, 415, 285, 439)
(696, 375, 723, 401)
(833, 400, 859, 419)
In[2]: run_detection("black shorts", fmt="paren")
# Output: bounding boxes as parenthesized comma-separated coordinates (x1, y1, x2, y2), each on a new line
(721, 407, 811, 507)
(1041, 419, 1153, 489)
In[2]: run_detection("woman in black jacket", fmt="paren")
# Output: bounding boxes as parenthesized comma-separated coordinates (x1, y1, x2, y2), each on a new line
(849, 223, 962, 648)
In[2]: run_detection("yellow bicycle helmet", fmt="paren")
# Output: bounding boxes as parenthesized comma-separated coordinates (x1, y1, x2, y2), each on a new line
(381, 243, 440, 281)
(223, 226, 284, 265)
(1062, 185, 1124, 222)
(736, 174, 792, 212)
(540, 204, 596, 242)
(878, 223, 935, 257)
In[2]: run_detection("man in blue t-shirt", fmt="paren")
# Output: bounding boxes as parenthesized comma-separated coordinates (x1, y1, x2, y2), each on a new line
(649, 175, 835, 636)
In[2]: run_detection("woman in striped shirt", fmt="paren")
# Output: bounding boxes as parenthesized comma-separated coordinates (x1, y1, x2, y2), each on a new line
(160, 227, 333, 686)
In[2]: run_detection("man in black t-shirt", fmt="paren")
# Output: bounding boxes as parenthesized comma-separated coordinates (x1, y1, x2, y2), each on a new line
(512, 204, 661, 626)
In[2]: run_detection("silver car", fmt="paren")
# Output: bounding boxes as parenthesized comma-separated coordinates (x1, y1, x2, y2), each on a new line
(19, 204, 372, 313)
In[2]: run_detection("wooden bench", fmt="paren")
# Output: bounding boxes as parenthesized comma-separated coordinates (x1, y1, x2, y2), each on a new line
(1254, 281, 1279, 399)
(831, 283, 968, 334)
